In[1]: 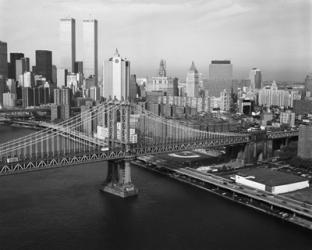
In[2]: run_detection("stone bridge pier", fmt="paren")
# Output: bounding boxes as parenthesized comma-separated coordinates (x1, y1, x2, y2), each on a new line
(237, 133, 274, 165)
(237, 132, 297, 165)
(102, 159, 138, 198)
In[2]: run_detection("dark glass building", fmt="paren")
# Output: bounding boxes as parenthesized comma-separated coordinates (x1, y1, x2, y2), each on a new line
(9, 52, 24, 79)
(22, 87, 34, 107)
(74, 61, 83, 74)
(35, 50, 52, 82)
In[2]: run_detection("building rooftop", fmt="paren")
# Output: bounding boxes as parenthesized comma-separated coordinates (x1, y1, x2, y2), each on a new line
(211, 60, 231, 64)
(237, 167, 308, 187)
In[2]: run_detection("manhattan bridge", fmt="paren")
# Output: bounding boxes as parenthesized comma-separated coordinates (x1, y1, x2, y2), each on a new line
(0, 101, 261, 197)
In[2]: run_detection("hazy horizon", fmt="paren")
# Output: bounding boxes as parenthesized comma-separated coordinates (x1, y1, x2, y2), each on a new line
(0, 0, 311, 82)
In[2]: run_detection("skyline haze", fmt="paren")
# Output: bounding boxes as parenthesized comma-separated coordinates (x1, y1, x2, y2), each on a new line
(0, 0, 311, 82)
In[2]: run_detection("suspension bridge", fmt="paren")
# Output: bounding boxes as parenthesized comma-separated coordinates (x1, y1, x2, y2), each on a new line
(0, 101, 251, 197)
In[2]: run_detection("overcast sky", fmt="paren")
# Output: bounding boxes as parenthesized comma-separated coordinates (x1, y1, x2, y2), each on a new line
(0, 0, 311, 81)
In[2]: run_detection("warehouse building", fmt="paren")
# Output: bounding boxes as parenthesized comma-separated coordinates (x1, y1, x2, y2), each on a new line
(235, 168, 309, 194)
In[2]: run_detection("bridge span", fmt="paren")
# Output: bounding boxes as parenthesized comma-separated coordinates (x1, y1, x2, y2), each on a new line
(0, 101, 299, 197)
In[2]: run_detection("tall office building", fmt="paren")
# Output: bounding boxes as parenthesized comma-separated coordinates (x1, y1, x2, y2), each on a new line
(35, 50, 52, 82)
(59, 18, 76, 72)
(89, 86, 100, 102)
(54, 88, 62, 105)
(22, 87, 34, 107)
(52, 65, 57, 84)
(207, 60, 232, 97)
(7, 79, 17, 94)
(220, 89, 230, 111)
(23, 71, 34, 88)
(158, 59, 166, 77)
(258, 81, 298, 108)
(298, 125, 312, 159)
(186, 61, 199, 98)
(305, 74, 312, 93)
(129, 74, 138, 102)
(2, 92, 16, 107)
(61, 87, 72, 106)
(0, 41, 7, 107)
(146, 60, 177, 96)
(0, 41, 8, 79)
(57, 69, 68, 88)
(9, 52, 24, 79)
(249, 68, 262, 90)
(103, 49, 130, 100)
(0, 76, 5, 106)
(74, 61, 83, 74)
(83, 19, 98, 83)
(16, 58, 30, 81)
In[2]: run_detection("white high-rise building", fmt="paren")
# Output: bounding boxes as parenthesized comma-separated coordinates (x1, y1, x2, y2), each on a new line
(57, 69, 68, 88)
(220, 89, 230, 111)
(249, 68, 262, 90)
(90, 86, 100, 101)
(186, 61, 199, 98)
(102, 49, 130, 100)
(258, 81, 300, 108)
(59, 18, 76, 72)
(83, 19, 98, 83)
(23, 72, 34, 88)
(280, 110, 295, 127)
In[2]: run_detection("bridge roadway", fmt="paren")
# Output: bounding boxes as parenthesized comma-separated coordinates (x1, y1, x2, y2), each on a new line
(0, 107, 81, 114)
(0, 108, 50, 113)
(38, 122, 106, 147)
(266, 130, 299, 139)
(174, 167, 312, 222)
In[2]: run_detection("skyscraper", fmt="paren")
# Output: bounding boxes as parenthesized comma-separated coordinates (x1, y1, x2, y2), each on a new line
(59, 18, 76, 72)
(83, 19, 98, 83)
(23, 72, 34, 88)
(35, 50, 52, 82)
(159, 59, 166, 77)
(103, 49, 130, 100)
(9, 53, 24, 79)
(146, 60, 177, 96)
(129, 74, 138, 102)
(298, 125, 312, 159)
(52, 65, 57, 84)
(15, 58, 30, 81)
(186, 61, 199, 97)
(0, 76, 5, 106)
(207, 60, 233, 97)
(57, 69, 68, 88)
(89, 86, 101, 101)
(0, 41, 8, 79)
(249, 68, 262, 90)
(305, 74, 312, 93)
(74, 61, 83, 74)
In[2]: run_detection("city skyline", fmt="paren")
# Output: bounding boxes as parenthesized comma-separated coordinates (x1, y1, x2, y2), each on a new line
(0, 0, 311, 82)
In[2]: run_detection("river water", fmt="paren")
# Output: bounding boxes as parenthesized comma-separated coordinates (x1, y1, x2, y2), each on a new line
(0, 125, 311, 250)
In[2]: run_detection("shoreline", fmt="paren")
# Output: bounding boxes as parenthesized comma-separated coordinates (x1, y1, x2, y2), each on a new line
(132, 160, 312, 232)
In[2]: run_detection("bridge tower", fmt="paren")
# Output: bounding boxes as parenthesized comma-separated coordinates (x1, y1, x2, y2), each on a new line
(102, 101, 138, 198)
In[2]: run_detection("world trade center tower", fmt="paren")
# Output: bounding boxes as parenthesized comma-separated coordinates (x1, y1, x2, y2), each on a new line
(59, 18, 76, 73)
(83, 19, 98, 84)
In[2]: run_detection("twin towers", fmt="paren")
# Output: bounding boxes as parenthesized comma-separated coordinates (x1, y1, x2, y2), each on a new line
(59, 18, 98, 83)
(58, 18, 130, 101)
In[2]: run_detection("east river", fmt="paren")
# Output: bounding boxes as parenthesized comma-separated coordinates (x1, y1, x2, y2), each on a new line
(0, 125, 311, 250)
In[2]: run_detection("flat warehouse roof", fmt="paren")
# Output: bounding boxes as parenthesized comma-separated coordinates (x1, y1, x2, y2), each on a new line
(236, 168, 308, 187)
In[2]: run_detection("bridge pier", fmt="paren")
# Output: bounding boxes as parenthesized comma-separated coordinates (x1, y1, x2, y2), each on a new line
(102, 159, 138, 198)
